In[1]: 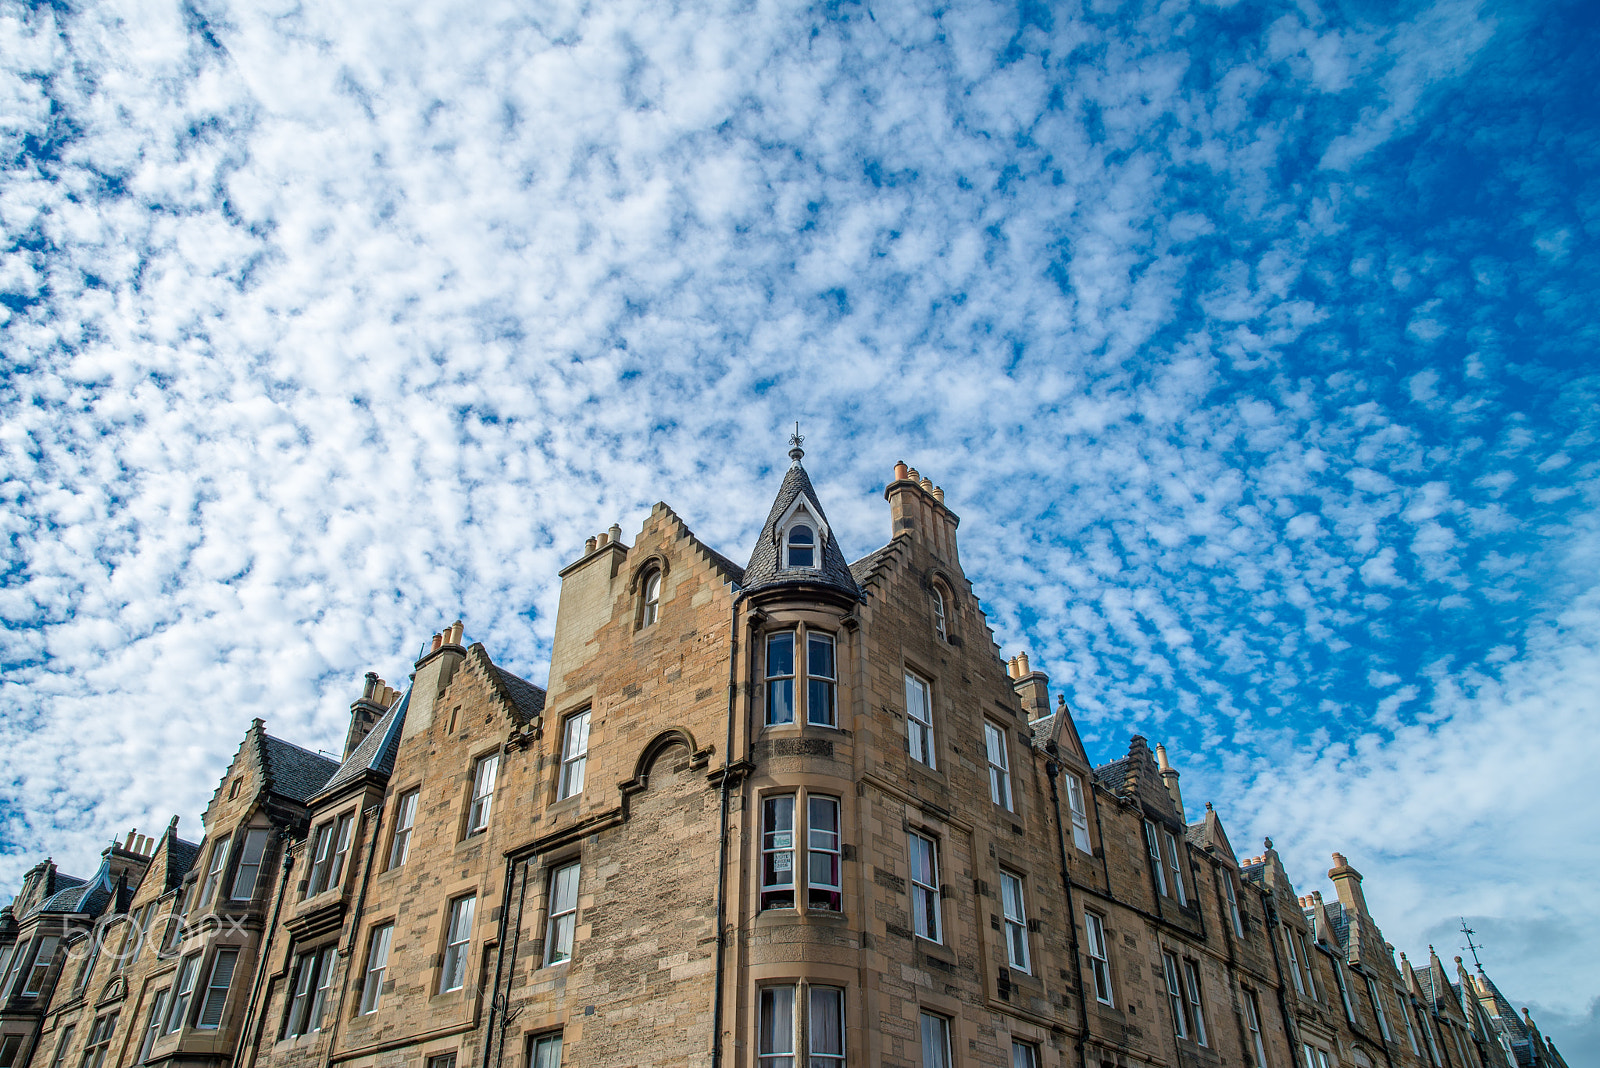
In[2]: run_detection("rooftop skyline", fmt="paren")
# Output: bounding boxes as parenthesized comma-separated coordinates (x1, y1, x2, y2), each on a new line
(1, 0, 1595, 1058)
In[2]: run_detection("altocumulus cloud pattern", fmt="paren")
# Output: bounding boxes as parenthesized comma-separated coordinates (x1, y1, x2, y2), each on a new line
(1, 0, 1597, 1054)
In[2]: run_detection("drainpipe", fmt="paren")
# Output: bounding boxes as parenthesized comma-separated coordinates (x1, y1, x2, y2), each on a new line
(492, 860, 533, 1068)
(233, 835, 295, 1068)
(319, 802, 385, 1068)
(1044, 756, 1091, 1068)
(482, 841, 537, 1068)
(709, 588, 747, 1068)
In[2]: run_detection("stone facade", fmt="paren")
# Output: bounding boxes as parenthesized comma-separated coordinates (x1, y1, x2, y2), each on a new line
(0, 453, 1571, 1068)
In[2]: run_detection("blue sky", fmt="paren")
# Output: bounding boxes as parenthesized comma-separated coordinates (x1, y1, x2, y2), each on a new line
(2, 0, 1596, 1054)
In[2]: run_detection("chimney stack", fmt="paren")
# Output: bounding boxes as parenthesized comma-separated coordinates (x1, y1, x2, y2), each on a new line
(1156, 744, 1185, 818)
(1328, 852, 1370, 917)
(884, 461, 961, 563)
(1010, 651, 1050, 720)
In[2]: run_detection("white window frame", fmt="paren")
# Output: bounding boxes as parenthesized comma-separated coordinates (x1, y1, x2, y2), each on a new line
(1295, 929, 1318, 999)
(467, 754, 499, 834)
(164, 953, 200, 1033)
(809, 985, 846, 1068)
(388, 789, 419, 869)
(20, 935, 59, 996)
(806, 632, 836, 727)
(1065, 772, 1092, 853)
(766, 632, 796, 726)
(1000, 871, 1030, 973)
(543, 863, 580, 966)
(932, 585, 947, 639)
(440, 895, 476, 992)
(1183, 959, 1208, 1046)
(1244, 988, 1268, 1067)
(1084, 911, 1113, 1005)
(909, 832, 942, 943)
(1144, 821, 1167, 896)
(322, 813, 355, 893)
(196, 947, 238, 1029)
(1284, 928, 1306, 995)
(920, 1011, 952, 1068)
(1225, 871, 1244, 936)
(358, 923, 393, 1015)
(198, 834, 230, 907)
(905, 671, 936, 768)
(283, 950, 329, 1038)
(1163, 951, 1188, 1039)
(1011, 1040, 1039, 1068)
(984, 722, 1013, 810)
(49, 1023, 76, 1068)
(642, 569, 662, 626)
(761, 795, 796, 910)
(758, 985, 795, 1068)
(1164, 830, 1187, 905)
(229, 829, 269, 901)
(783, 514, 817, 570)
(1399, 987, 1421, 1054)
(137, 988, 167, 1061)
(1333, 958, 1355, 1022)
(80, 1012, 119, 1068)
(557, 711, 590, 800)
(305, 822, 335, 896)
(1366, 975, 1392, 1041)
(806, 795, 843, 911)
(530, 1033, 563, 1068)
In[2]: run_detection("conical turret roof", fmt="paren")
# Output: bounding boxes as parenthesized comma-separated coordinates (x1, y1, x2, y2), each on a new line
(742, 451, 862, 601)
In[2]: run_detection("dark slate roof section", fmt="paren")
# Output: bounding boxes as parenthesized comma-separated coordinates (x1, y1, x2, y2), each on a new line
(1323, 900, 1351, 950)
(494, 668, 546, 722)
(319, 689, 411, 797)
(1240, 861, 1267, 887)
(742, 462, 863, 600)
(1029, 712, 1057, 749)
(1416, 967, 1441, 1006)
(166, 836, 201, 890)
(1091, 755, 1132, 791)
(848, 542, 898, 587)
(262, 735, 341, 803)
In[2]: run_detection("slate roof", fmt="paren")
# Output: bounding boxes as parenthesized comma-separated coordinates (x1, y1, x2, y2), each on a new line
(742, 461, 863, 601)
(166, 835, 201, 890)
(261, 735, 341, 803)
(1029, 711, 1057, 749)
(1321, 900, 1351, 951)
(849, 542, 898, 587)
(319, 689, 411, 797)
(494, 667, 547, 722)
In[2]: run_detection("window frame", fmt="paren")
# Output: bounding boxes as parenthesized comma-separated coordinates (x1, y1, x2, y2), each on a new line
(164, 952, 200, 1033)
(1164, 830, 1188, 906)
(783, 518, 816, 570)
(229, 829, 270, 902)
(999, 870, 1030, 974)
(920, 1010, 952, 1068)
(1182, 958, 1208, 1046)
(358, 923, 394, 1015)
(529, 1033, 563, 1068)
(1084, 910, 1113, 1005)
(759, 792, 842, 913)
(1163, 951, 1188, 1039)
(1144, 821, 1168, 896)
(466, 753, 499, 835)
(1065, 772, 1092, 853)
(984, 721, 1013, 811)
(439, 895, 476, 993)
(806, 632, 836, 727)
(931, 584, 947, 640)
(1011, 1040, 1039, 1068)
(904, 671, 936, 768)
(137, 989, 168, 1062)
(195, 947, 239, 1029)
(198, 834, 231, 908)
(641, 568, 662, 627)
(1224, 871, 1245, 936)
(79, 1012, 119, 1068)
(557, 710, 591, 800)
(21, 935, 59, 996)
(1244, 987, 1268, 1067)
(49, 1024, 76, 1068)
(283, 948, 334, 1039)
(908, 831, 942, 943)
(1366, 975, 1392, 1041)
(765, 632, 796, 726)
(388, 789, 419, 870)
(1283, 927, 1306, 996)
(758, 985, 795, 1068)
(1333, 957, 1356, 1022)
(543, 862, 580, 967)
(809, 985, 846, 1068)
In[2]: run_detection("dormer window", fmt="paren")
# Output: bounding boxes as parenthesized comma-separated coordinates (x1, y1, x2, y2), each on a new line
(786, 524, 815, 568)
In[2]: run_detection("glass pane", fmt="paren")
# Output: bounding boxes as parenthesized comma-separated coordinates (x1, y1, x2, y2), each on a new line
(807, 680, 833, 725)
(767, 633, 794, 676)
(759, 987, 795, 1054)
(552, 864, 580, 912)
(810, 987, 843, 1055)
(768, 679, 794, 724)
(532, 1036, 562, 1068)
(788, 525, 813, 545)
(807, 635, 834, 679)
(920, 1014, 949, 1068)
(1012, 1042, 1037, 1068)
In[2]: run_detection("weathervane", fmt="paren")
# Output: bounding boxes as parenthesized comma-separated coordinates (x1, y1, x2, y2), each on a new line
(789, 422, 805, 464)
(1460, 918, 1485, 971)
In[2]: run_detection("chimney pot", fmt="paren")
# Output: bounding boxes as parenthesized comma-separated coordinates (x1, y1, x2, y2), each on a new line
(431, 633, 443, 652)
(894, 461, 909, 481)
(597, 531, 609, 547)
(932, 486, 944, 503)
(1017, 652, 1030, 675)
(919, 477, 934, 492)
(608, 524, 622, 544)
(448, 620, 464, 645)
(585, 536, 597, 553)
(908, 468, 919, 484)
(123, 829, 137, 850)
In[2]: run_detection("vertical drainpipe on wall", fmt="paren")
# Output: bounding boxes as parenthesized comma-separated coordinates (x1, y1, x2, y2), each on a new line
(235, 837, 296, 1068)
(1043, 751, 1092, 1068)
(319, 801, 385, 1068)
(483, 842, 536, 1068)
(710, 588, 746, 1068)
(492, 860, 533, 1068)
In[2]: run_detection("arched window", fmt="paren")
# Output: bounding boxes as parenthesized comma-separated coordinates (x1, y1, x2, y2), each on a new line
(786, 524, 815, 569)
(642, 569, 662, 627)
(932, 585, 947, 640)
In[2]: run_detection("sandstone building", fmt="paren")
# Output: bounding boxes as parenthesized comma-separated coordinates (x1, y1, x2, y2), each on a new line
(0, 446, 1571, 1068)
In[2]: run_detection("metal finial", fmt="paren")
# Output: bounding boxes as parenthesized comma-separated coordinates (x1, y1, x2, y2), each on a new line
(788, 422, 805, 464)
(1461, 918, 1485, 971)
